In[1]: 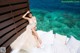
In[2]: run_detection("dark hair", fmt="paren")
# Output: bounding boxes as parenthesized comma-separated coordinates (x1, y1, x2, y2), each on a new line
(25, 12, 32, 18)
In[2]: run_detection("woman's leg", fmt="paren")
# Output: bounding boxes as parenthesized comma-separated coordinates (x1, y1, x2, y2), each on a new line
(32, 27, 42, 48)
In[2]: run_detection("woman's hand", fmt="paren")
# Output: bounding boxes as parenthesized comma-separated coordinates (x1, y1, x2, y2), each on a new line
(22, 10, 30, 19)
(27, 10, 30, 13)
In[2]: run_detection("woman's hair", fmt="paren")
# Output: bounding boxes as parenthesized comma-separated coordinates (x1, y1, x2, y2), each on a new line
(25, 12, 32, 18)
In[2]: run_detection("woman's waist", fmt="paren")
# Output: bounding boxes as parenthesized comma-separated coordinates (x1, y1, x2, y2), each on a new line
(27, 24, 36, 28)
(29, 23, 36, 26)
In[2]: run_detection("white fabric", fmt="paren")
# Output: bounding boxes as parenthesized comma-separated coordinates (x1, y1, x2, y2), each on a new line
(53, 38, 70, 53)
(30, 31, 70, 53)
(55, 33, 67, 44)
(10, 24, 37, 53)
(37, 30, 47, 36)
(11, 30, 71, 53)
(29, 16, 37, 27)
(38, 30, 54, 45)
(67, 36, 80, 53)
(30, 30, 54, 53)
(31, 45, 54, 53)
(77, 46, 80, 53)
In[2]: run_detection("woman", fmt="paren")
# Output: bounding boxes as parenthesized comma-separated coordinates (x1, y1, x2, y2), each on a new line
(22, 10, 42, 49)
(10, 10, 42, 53)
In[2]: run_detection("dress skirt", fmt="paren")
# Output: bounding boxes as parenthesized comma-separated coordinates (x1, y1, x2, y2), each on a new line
(21, 24, 37, 52)
(10, 24, 37, 52)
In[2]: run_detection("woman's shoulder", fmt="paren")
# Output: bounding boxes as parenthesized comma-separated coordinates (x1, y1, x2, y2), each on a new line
(32, 16, 36, 19)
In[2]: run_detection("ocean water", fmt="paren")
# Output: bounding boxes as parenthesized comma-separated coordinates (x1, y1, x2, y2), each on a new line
(29, 0, 80, 40)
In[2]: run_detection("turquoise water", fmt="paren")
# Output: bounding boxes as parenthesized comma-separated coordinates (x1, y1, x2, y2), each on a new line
(31, 9, 80, 40)
(29, 0, 80, 40)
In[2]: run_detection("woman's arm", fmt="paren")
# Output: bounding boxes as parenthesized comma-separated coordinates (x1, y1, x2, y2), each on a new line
(22, 11, 30, 20)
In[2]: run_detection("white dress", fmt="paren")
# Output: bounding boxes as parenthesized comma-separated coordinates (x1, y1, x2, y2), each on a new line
(10, 16, 38, 53)
(21, 16, 37, 52)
